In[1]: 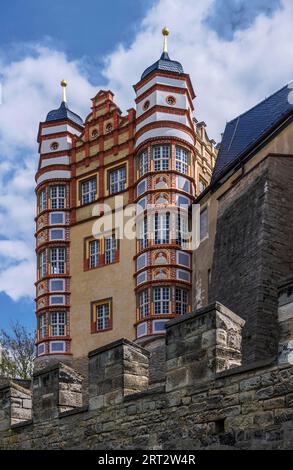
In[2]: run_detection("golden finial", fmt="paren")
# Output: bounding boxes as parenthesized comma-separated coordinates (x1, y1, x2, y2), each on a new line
(162, 27, 170, 54)
(60, 79, 67, 102)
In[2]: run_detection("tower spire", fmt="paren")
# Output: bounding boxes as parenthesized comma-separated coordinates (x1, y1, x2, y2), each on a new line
(60, 79, 67, 103)
(162, 27, 170, 55)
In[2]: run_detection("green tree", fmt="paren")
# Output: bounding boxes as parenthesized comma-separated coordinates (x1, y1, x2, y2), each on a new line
(0, 322, 35, 380)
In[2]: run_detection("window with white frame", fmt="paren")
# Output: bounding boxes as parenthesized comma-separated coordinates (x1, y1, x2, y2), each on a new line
(199, 178, 207, 193)
(50, 279, 65, 292)
(50, 212, 65, 225)
(139, 290, 149, 319)
(136, 322, 147, 338)
(49, 229, 65, 241)
(109, 166, 126, 194)
(175, 147, 189, 174)
(154, 212, 170, 245)
(81, 178, 97, 205)
(175, 288, 188, 315)
(176, 212, 189, 246)
(137, 271, 148, 286)
(38, 343, 45, 356)
(39, 250, 47, 278)
(50, 312, 66, 337)
(153, 287, 170, 315)
(96, 303, 110, 331)
(176, 175, 190, 192)
(138, 151, 148, 177)
(39, 189, 46, 211)
(49, 295, 65, 306)
(176, 251, 191, 268)
(89, 239, 100, 269)
(136, 179, 147, 197)
(50, 185, 66, 209)
(153, 145, 170, 171)
(176, 269, 191, 282)
(105, 235, 116, 264)
(50, 247, 66, 274)
(50, 341, 66, 353)
(136, 253, 147, 270)
(153, 320, 167, 333)
(39, 314, 46, 339)
(138, 217, 148, 250)
(200, 208, 208, 241)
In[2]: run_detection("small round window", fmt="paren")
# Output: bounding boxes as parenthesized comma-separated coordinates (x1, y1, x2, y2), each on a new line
(166, 95, 176, 106)
(106, 123, 113, 133)
(143, 100, 150, 111)
(91, 129, 98, 138)
(50, 142, 59, 151)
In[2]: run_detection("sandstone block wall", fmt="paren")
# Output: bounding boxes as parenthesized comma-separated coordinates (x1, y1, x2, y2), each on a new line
(0, 302, 292, 450)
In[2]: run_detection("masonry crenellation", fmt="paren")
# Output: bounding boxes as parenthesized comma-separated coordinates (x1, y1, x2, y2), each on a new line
(1, 29, 293, 450)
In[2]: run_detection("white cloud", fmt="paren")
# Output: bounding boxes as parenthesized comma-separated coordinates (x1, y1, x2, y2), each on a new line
(0, 0, 293, 301)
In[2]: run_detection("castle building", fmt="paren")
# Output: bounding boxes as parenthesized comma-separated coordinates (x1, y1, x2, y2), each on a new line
(35, 29, 217, 363)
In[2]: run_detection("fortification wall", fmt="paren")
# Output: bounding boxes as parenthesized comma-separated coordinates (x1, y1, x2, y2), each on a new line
(0, 300, 292, 450)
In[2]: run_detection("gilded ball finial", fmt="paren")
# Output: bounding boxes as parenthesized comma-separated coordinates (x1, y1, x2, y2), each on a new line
(60, 79, 67, 88)
(162, 27, 170, 36)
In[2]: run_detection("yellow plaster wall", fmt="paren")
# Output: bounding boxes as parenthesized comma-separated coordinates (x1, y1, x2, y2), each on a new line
(192, 122, 293, 310)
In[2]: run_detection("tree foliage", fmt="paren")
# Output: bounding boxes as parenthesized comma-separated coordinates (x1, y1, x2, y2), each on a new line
(0, 322, 35, 380)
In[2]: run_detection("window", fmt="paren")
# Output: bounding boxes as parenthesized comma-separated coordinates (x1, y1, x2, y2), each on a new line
(139, 290, 149, 319)
(138, 151, 148, 177)
(199, 178, 207, 193)
(50, 279, 65, 292)
(49, 229, 65, 241)
(39, 315, 46, 339)
(137, 322, 147, 338)
(143, 100, 150, 111)
(176, 251, 191, 268)
(81, 178, 97, 205)
(39, 189, 46, 212)
(137, 271, 148, 286)
(176, 213, 189, 246)
(200, 208, 208, 241)
(166, 95, 176, 106)
(38, 343, 45, 356)
(105, 235, 116, 264)
(50, 312, 66, 337)
(92, 129, 98, 138)
(137, 197, 147, 214)
(154, 213, 170, 245)
(137, 253, 147, 270)
(153, 320, 167, 332)
(50, 186, 66, 209)
(176, 147, 189, 174)
(106, 123, 113, 133)
(50, 212, 65, 225)
(138, 217, 148, 250)
(137, 179, 147, 197)
(39, 250, 47, 278)
(176, 288, 188, 315)
(50, 248, 66, 274)
(176, 195, 190, 207)
(50, 341, 66, 353)
(176, 269, 191, 282)
(92, 301, 112, 332)
(49, 295, 65, 306)
(153, 146, 170, 171)
(109, 166, 126, 194)
(176, 176, 190, 192)
(89, 240, 100, 269)
(153, 287, 170, 315)
(50, 142, 59, 151)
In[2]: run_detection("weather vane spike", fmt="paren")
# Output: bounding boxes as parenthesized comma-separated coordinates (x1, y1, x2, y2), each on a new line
(60, 79, 67, 103)
(162, 27, 170, 54)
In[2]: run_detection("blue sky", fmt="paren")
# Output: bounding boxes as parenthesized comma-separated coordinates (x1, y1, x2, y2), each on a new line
(0, 0, 290, 333)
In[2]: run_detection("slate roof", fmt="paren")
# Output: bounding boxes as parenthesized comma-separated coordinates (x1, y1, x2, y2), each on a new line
(212, 83, 293, 184)
(46, 101, 83, 127)
(141, 52, 184, 80)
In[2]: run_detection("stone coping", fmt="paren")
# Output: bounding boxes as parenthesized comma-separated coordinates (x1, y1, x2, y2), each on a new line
(88, 338, 150, 358)
(0, 381, 32, 395)
(216, 356, 278, 379)
(59, 405, 89, 419)
(278, 276, 293, 292)
(10, 420, 33, 430)
(166, 302, 245, 329)
(124, 386, 165, 402)
(33, 361, 83, 379)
